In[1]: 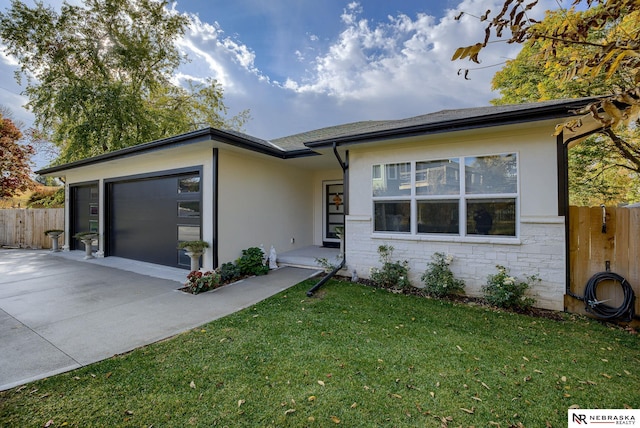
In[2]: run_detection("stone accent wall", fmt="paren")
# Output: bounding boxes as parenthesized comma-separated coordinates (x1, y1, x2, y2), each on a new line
(345, 215, 566, 311)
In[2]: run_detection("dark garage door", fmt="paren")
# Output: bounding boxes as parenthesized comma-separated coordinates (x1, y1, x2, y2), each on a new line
(70, 182, 99, 251)
(107, 172, 201, 268)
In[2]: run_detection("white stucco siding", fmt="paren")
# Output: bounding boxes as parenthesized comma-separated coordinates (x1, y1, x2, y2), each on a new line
(344, 122, 566, 311)
(59, 143, 215, 257)
(216, 150, 314, 264)
(57, 141, 342, 269)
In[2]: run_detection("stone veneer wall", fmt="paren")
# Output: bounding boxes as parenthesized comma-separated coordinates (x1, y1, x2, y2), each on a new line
(344, 215, 566, 311)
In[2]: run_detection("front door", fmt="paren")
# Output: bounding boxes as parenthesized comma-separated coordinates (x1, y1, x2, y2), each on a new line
(323, 181, 344, 248)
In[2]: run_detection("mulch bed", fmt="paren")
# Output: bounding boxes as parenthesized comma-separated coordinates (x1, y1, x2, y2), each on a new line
(331, 275, 602, 324)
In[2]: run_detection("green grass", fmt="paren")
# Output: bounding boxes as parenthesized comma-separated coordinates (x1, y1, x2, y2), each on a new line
(1, 279, 639, 427)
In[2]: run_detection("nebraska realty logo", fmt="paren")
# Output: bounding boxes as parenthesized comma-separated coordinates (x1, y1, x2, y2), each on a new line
(569, 409, 639, 426)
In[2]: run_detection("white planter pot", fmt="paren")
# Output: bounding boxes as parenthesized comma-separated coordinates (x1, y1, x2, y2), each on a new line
(76, 234, 98, 259)
(47, 232, 63, 252)
(185, 250, 203, 272)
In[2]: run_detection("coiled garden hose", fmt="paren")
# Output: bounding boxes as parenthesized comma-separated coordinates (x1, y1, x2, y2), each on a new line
(584, 271, 636, 322)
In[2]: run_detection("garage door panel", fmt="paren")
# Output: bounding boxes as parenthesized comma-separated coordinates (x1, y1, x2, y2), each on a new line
(108, 173, 200, 268)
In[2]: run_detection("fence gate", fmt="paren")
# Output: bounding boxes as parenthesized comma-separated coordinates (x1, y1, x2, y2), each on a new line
(566, 206, 640, 324)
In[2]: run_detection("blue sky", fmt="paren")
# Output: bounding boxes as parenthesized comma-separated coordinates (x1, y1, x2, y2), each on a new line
(0, 0, 561, 167)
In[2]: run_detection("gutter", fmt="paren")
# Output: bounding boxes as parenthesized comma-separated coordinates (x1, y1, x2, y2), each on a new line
(304, 98, 602, 150)
(36, 127, 318, 176)
(306, 142, 348, 297)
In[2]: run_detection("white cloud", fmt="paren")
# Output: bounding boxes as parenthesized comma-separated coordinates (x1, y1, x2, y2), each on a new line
(176, 12, 271, 94)
(222, 0, 559, 139)
(0, 0, 563, 146)
(284, 0, 548, 105)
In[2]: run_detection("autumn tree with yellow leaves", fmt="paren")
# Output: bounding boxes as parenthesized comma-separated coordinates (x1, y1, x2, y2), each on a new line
(453, 0, 640, 204)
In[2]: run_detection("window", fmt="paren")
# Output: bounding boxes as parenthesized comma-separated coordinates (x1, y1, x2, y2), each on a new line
(465, 154, 517, 194)
(178, 176, 200, 193)
(417, 200, 459, 233)
(178, 201, 200, 218)
(466, 198, 516, 236)
(373, 162, 410, 197)
(372, 164, 382, 179)
(374, 201, 410, 232)
(372, 154, 518, 237)
(416, 159, 460, 195)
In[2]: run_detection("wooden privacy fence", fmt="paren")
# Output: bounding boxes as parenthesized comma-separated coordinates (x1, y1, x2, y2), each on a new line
(0, 208, 64, 250)
(567, 205, 640, 322)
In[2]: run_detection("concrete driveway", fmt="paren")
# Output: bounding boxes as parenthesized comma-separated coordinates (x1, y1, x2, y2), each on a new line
(0, 249, 319, 391)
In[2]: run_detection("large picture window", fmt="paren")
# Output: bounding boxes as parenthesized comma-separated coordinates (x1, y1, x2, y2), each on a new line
(372, 154, 518, 237)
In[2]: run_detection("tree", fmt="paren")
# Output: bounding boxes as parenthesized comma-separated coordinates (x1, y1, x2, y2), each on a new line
(0, 110, 34, 198)
(488, 8, 640, 204)
(0, 0, 248, 163)
(452, 0, 640, 203)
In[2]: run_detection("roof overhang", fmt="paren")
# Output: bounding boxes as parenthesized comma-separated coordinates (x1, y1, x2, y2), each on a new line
(36, 127, 318, 176)
(561, 113, 609, 148)
(304, 98, 603, 149)
(36, 97, 606, 177)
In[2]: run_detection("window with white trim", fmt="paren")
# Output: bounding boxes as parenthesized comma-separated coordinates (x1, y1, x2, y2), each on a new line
(373, 154, 518, 237)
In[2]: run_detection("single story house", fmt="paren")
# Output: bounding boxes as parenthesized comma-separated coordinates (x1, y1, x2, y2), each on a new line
(37, 97, 603, 311)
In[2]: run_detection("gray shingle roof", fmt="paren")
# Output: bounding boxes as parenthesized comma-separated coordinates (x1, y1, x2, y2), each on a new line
(271, 120, 390, 150)
(272, 97, 599, 149)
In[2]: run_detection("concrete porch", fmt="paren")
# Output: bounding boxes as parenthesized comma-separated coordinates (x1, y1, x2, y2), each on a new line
(277, 246, 341, 269)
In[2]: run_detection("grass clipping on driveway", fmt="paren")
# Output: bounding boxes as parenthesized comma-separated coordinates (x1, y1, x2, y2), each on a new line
(1, 280, 639, 427)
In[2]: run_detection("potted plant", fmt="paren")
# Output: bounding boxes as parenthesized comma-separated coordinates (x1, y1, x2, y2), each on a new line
(74, 232, 99, 259)
(44, 229, 64, 252)
(178, 240, 209, 271)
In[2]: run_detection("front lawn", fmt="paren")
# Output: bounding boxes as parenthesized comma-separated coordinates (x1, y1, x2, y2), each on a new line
(1, 279, 638, 427)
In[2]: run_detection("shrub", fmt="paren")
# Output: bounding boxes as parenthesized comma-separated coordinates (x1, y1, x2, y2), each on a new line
(219, 262, 241, 283)
(185, 271, 221, 294)
(28, 187, 64, 208)
(482, 265, 537, 310)
(421, 252, 465, 297)
(178, 240, 209, 253)
(236, 247, 269, 276)
(369, 245, 411, 290)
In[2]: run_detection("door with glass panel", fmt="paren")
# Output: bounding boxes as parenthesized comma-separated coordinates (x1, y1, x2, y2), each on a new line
(107, 171, 201, 268)
(323, 181, 344, 248)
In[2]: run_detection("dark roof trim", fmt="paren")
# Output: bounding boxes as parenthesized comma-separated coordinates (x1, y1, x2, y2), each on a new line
(36, 98, 602, 176)
(37, 127, 317, 175)
(304, 98, 600, 149)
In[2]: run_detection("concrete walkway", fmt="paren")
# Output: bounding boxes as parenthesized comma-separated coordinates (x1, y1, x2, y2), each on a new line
(0, 249, 321, 391)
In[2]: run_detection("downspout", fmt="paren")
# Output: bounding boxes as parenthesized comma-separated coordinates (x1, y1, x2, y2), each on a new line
(558, 132, 582, 301)
(212, 148, 219, 269)
(306, 143, 348, 297)
(561, 127, 609, 301)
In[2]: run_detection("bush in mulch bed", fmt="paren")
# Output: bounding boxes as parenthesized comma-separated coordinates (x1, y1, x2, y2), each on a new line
(181, 247, 269, 294)
(332, 273, 565, 322)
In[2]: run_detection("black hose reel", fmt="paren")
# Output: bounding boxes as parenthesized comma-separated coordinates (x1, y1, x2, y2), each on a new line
(583, 270, 636, 322)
